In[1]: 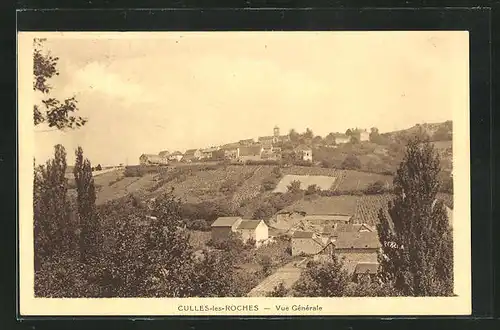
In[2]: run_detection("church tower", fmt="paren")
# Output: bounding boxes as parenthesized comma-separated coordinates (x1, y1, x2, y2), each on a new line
(273, 125, 280, 137)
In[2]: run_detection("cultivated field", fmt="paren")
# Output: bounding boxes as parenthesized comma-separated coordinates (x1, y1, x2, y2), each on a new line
(273, 174, 337, 193)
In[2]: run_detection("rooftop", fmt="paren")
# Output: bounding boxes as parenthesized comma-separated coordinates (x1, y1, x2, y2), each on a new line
(239, 145, 262, 156)
(333, 231, 381, 249)
(237, 220, 263, 230)
(211, 216, 242, 227)
(292, 231, 314, 239)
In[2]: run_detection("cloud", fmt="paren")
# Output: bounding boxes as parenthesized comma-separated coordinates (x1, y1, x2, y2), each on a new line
(66, 61, 158, 105)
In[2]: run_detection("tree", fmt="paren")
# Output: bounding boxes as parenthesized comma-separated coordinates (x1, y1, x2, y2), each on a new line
(345, 129, 352, 136)
(289, 129, 300, 142)
(305, 184, 320, 195)
(74, 147, 101, 264)
(303, 128, 314, 140)
(365, 180, 386, 195)
(287, 180, 302, 194)
(342, 154, 361, 170)
(259, 255, 274, 277)
(33, 38, 86, 129)
(34, 144, 73, 270)
(144, 191, 197, 297)
(376, 133, 453, 296)
(190, 249, 237, 297)
(269, 282, 288, 297)
(293, 254, 350, 297)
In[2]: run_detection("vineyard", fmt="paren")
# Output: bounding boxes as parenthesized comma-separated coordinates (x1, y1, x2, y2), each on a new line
(352, 192, 454, 226)
(352, 194, 393, 226)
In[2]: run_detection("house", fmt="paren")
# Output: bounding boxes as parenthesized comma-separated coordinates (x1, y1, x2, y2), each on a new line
(210, 216, 243, 241)
(168, 151, 183, 162)
(332, 231, 381, 274)
(295, 144, 313, 162)
(258, 136, 275, 145)
(221, 143, 240, 160)
(200, 147, 220, 159)
(334, 133, 351, 144)
(332, 223, 375, 236)
(359, 130, 370, 142)
(238, 145, 263, 162)
(291, 231, 326, 256)
(139, 154, 169, 166)
(158, 150, 170, 158)
(353, 262, 379, 282)
(276, 196, 357, 226)
(182, 149, 202, 162)
(312, 241, 335, 262)
(239, 138, 255, 146)
(211, 217, 269, 246)
(235, 219, 269, 246)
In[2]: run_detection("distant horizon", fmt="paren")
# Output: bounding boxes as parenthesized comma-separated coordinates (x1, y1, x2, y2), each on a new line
(43, 119, 452, 167)
(31, 32, 465, 165)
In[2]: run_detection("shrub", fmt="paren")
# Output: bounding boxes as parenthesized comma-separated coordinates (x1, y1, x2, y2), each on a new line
(342, 155, 362, 170)
(365, 180, 386, 195)
(261, 177, 278, 191)
(287, 180, 302, 194)
(272, 166, 282, 178)
(185, 219, 211, 231)
(305, 184, 320, 195)
(220, 179, 238, 194)
(253, 202, 276, 220)
(268, 282, 289, 297)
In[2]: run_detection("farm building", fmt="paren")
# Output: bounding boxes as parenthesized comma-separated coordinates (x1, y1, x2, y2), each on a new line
(139, 154, 169, 166)
(276, 196, 358, 226)
(235, 219, 269, 246)
(295, 145, 313, 162)
(353, 262, 379, 283)
(273, 174, 337, 193)
(168, 151, 183, 162)
(238, 145, 264, 162)
(221, 143, 240, 160)
(200, 147, 220, 159)
(211, 217, 269, 246)
(182, 149, 202, 162)
(291, 231, 328, 256)
(210, 216, 243, 241)
(332, 231, 381, 274)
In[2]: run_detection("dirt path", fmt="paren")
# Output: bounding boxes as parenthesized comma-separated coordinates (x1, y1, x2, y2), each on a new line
(247, 257, 308, 297)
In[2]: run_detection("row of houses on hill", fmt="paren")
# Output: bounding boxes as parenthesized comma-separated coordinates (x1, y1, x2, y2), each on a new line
(139, 126, 313, 165)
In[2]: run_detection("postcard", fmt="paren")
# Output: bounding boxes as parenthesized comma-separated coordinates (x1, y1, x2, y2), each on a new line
(18, 31, 470, 316)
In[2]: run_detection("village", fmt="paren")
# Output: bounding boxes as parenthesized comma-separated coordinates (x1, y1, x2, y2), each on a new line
(134, 125, 453, 297)
(139, 126, 371, 166)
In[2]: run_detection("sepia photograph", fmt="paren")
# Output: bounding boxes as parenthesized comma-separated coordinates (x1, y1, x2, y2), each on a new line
(18, 31, 470, 316)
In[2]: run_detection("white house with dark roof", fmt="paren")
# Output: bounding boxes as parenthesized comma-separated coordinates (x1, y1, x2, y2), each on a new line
(168, 151, 183, 162)
(235, 219, 268, 246)
(211, 217, 268, 246)
(139, 154, 169, 166)
(295, 144, 313, 162)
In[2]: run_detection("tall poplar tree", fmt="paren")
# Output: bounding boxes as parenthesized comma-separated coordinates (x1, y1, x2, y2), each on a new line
(33, 144, 72, 269)
(74, 146, 100, 263)
(376, 133, 453, 296)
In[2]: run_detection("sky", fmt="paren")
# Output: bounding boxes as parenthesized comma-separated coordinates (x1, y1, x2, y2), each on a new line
(29, 31, 468, 165)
